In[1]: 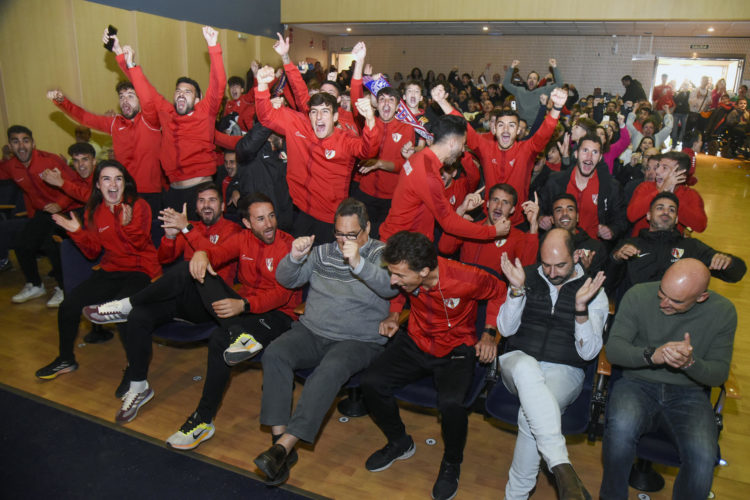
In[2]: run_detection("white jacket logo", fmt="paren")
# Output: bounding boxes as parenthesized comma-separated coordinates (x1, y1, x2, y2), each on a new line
(404, 161, 413, 175)
(449, 195, 456, 205)
(495, 238, 507, 248)
(210, 234, 219, 244)
(592, 194, 598, 205)
(444, 298, 460, 309)
(392, 133, 402, 143)
(325, 149, 336, 159)
(266, 258, 274, 272)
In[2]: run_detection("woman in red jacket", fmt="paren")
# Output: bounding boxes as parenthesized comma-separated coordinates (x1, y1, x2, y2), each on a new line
(35, 160, 160, 380)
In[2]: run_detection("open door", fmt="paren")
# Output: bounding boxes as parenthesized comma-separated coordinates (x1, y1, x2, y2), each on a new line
(653, 56, 744, 95)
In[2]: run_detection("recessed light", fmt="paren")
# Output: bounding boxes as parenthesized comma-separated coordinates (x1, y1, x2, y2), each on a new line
(707, 27, 715, 32)
(483, 26, 489, 31)
(346, 27, 352, 32)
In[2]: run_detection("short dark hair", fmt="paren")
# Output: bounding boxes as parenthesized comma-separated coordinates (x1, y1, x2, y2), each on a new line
(552, 192, 578, 209)
(334, 197, 369, 230)
(621, 75, 632, 83)
(404, 79, 424, 92)
(683, 129, 702, 149)
(383, 231, 438, 272)
(116, 81, 135, 94)
(176, 77, 202, 99)
(68, 142, 96, 158)
(661, 151, 691, 173)
(238, 192, 274, 219)
(319, 80, 342, 96)
(376, 86, 401, 101)
(649, 191, 679, 210)
(491, 108, 520, 121)
(227, 76, 245, 88)
(431, 114, 467, 144)
(195, 181, 223, 204)
(578, 133, 602, 150)
(7, 125, 33, 141)
(309, 92, 338, 113)
(488, 183, 518, 206)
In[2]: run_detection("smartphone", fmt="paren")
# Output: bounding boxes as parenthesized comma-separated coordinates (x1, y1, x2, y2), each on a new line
(601, 115, 610, 124)
(511, 101, 517, 111)
(103, 25, 118, 51)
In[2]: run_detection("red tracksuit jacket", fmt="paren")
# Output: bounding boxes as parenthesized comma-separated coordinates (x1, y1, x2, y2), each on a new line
(69, 198, 161, 278)
(0, 150, 80, 217)
(205, 229, 301, 318)
(438, 226, 539, 277)
(223, 89, 256, 131)
(379, 147, 497, 242)
(157, 217, 241, 285)
(627, 182, 707, 236)
(129, 45, 226, 182)
(403, 257, 506, 357)
(255, 87, 381, 223)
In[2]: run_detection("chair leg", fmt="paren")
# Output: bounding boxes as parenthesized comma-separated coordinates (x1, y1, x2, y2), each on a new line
(628, 458, 665, 492)
(337, 387, 368, 417)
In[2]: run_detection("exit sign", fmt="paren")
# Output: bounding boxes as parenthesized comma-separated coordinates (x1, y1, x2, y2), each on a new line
(690, 44, 709, 49)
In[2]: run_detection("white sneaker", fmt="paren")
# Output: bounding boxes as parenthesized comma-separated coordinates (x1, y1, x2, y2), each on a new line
(11, 283, 46, 304)
(46, 286, 64, 308)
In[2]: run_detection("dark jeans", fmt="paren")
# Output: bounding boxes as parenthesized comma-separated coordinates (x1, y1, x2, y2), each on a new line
(352, 185, 391, 240)
(292, 208, 334, 244)
(361, 331, 476, 464)
(600, 376, 718, 500)
(13, 211, 65, 287)
(58, 269, 151, 360)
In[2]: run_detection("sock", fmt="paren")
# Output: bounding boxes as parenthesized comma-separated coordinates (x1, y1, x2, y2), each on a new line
(129, 380, 148, 393)
(121, 297, 133, 315)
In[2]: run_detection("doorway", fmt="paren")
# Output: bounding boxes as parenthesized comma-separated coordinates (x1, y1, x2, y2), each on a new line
(653, 56, 744, 95)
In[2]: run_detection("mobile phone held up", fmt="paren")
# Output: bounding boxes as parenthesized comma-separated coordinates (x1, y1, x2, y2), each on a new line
(103, 25, 118, 51)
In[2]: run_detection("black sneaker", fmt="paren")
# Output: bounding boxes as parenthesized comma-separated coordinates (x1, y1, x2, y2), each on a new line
(35, 357, 78, 380)
(114, 366, 131, 398)
(432, 460, 460, 500)
(83, 325, 114, 344)
(365, 435, 416, 472)
(253, 444, 289, 486)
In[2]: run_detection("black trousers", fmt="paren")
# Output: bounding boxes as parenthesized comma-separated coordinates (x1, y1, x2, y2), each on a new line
(126, 262, 290, 383)
(360, 331, 476, 464)
(140, 192, 163, 218)
(292, 207, 335, 244)
(162, 184, 202, 218)
(13, 211, 65, 287)
(59, 269, 151, 360)
(351, 185, 391, 240)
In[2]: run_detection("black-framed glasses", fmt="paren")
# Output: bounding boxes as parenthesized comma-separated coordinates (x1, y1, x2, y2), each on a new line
(333, 228, 362, 241)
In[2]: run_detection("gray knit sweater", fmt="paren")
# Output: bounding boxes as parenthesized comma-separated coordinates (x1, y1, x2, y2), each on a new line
(275, 238, 398, 344)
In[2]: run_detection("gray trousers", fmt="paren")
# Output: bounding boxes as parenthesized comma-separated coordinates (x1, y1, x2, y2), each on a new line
(260, 321, 384, 443)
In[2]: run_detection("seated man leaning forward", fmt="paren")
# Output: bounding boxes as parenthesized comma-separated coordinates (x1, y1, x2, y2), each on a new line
(361, 230, 507, 500)
(253, 198, 399, 486)
(600, 258, 736, 500)
(497, 228, 608, 500)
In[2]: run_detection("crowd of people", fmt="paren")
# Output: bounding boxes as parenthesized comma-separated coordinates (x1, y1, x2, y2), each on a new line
(1, 25, 747, 500)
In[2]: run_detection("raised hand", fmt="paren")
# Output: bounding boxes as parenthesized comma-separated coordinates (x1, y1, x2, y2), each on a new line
(341, 239, 361, 269)
(202, 26, 218, 47)
(575, 249, 596, 271)
(122, 45, 135, 67)
(297, 61, 308, 74)
(351, 41, 366, 63)
(549, 87, 568, 109)
(291, 235, 315, 260)
(597, 224, 614, 241)
(273, 32, 291, 60)
(270, 96, 285, 109)
(500, 253, 525, 290)
(121, 203, 133, 225)
(46, 90, 64, 103)
(52, 212, 81, 233)
(256, 66, 276, 88)
(457, 186, 485, 216)
(549, 58, 557, 68)
(538, 215, 553, 231)
(159, 203, 189, 234)
(521, 192, 540, 225)
(40, 168, 64, 187)
(613, 243, 640, 261)
(557, 132, 570, 157)
(102, 28, 123, 55)
(574, 271, 605, 310)
(250, 60, 260, 75)
(355, 97, 375, 121)
(617, 113, 626, 127)
(511, 60, 520, 68)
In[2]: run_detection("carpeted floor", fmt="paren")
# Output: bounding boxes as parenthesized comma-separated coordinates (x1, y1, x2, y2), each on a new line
(0, 384, 324, 499)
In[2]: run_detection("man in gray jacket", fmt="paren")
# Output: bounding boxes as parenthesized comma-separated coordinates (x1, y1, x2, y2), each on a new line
(253, 198, 398, 485)
(502, 58, 562, 125)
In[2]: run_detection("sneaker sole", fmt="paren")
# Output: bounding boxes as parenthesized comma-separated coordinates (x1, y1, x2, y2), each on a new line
(366, 443, 416, 472)
(167, 426, 216, 450)
(85, 315, 128, 325)
(12, 291, 46, 304)
(223, 346, 263, 366)
(46, 301, 63, 308)
(116, 390, 154, 425)
(36, 363, 78, 380)
(253, 455, 289, 486)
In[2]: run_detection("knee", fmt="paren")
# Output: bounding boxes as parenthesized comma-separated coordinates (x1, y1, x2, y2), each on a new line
(437, 394, 466, 415)
(505, 354, 543, 388)
(680, 436, 718, 470)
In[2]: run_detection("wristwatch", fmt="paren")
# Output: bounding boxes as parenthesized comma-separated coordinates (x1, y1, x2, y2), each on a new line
(181, 223, 194, 234)
(243, 298, 251, 313)
(643, 347, 656, 367)
(482, 327, 497, 338)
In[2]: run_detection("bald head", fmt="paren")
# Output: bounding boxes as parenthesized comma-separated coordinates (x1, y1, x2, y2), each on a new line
(658, 258, 710, 315)
(540, 228, 576, 285)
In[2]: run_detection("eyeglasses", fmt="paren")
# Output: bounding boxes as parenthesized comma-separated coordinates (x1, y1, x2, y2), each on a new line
(333, 228, 362, 240)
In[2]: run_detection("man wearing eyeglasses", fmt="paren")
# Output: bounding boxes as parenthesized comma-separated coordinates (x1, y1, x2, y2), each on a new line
(253, 198, 399, 486)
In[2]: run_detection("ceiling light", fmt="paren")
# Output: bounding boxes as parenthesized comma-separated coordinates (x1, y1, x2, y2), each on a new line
(707, 27, 715, 32)
(483, 26, 489, 31)
(346, 27, 352, 32)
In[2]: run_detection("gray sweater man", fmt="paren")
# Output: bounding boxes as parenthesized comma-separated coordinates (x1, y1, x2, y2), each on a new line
(503, 58, 563, 124)
(254, 198, 398, 486)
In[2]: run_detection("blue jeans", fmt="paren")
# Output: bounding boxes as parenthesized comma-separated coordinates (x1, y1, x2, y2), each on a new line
(600, 376, 718, 500)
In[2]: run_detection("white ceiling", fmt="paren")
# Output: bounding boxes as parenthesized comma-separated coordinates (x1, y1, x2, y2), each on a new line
(290, 21, 750, 37)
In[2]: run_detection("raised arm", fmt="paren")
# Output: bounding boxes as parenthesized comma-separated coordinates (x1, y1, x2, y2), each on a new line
(200, 26, 227, 116)
(273, 32, 311, 113)
(48, 89, 114, 133)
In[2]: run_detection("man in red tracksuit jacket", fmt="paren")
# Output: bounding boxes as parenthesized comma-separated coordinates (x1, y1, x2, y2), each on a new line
(361, 231, 506, 500)
(125, 26, 226, 215)
(39, 142, 97, 205)
(378, 114, 506, 243)
(223, 75, 256, 132)
(254, 63, 381, 243)
(434, 86, 568, 226)
(156, 182, 241, 286)
(439, 183, 539, 278)
(1, 125, 81, 306)
(49, 32, 163, 213)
